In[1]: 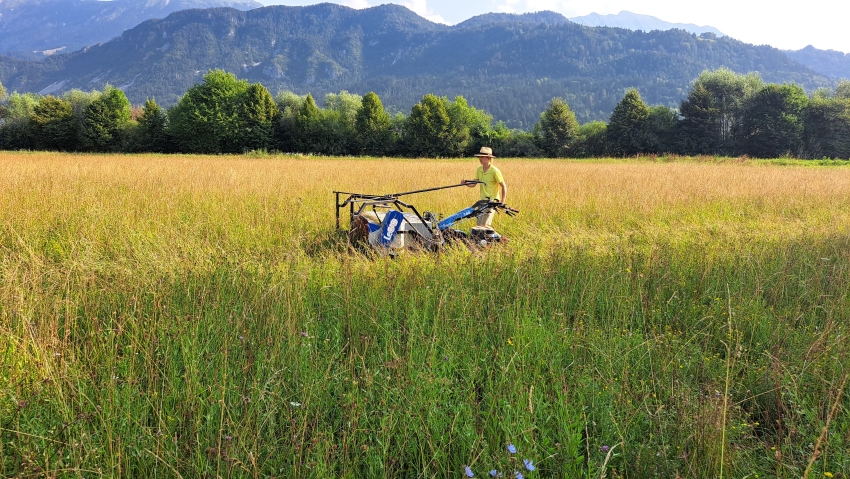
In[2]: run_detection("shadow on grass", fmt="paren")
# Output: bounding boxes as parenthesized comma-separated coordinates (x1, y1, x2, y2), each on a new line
(303, 228, 364, 257)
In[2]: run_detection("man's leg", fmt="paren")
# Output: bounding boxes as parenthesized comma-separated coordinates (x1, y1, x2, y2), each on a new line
(476, 210, 495, 227)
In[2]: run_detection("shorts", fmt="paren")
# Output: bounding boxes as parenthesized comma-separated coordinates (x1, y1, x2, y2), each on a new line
(476, 209, 495, 227)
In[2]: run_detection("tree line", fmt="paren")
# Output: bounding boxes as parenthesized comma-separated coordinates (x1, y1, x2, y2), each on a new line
(0, 68, 848, 159)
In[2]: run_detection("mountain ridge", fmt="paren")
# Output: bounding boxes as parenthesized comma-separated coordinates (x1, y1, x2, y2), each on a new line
(457, 11, 571, 28)
(0, 0, 262, 57)
(568, 11, 725, 37)
(786, 45, 850, 79)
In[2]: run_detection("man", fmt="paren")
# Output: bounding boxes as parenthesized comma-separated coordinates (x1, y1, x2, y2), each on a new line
(462, 146, 507, 227)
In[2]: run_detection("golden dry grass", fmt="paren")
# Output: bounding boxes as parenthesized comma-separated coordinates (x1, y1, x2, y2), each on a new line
(3, 152, 849, 258)
(4, 153, 850, 217)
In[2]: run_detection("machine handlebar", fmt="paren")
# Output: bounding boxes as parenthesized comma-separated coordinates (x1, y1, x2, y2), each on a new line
(472, 199, 519, 216)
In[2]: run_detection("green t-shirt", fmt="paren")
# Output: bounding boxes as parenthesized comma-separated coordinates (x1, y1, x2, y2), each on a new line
(475, 164, 505, 201)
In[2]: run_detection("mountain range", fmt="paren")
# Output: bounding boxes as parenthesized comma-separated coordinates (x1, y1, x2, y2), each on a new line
(568, 11, 725, 37)
(0, 3, 842, 127)
(0, 0, 261, 58)
(0, 2, 846, 78)
(0, 5, 732, 59)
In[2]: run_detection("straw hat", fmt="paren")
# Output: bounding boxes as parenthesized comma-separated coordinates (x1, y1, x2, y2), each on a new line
(474, 147, 495, 158)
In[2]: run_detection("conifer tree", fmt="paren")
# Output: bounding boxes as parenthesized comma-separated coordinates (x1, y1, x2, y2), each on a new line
(237, 83, 280, 152)
(677, 83, 720, 154)
(536, 97, 579, 157)
(293, 93, 321, 153)
(606, 89, 651, 156)
(136, 98, 172, 153)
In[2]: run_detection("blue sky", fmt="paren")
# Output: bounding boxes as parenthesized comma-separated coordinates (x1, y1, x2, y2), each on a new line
(256, 0, 850, 53)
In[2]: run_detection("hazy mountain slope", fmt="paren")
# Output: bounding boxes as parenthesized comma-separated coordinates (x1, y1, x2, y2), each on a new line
(569, 11, 725, 37)
(786, 45, 850, 79)
(0, 0, 261, 57)
(457, 11, 571, 28)
(0, 4, 831, 126)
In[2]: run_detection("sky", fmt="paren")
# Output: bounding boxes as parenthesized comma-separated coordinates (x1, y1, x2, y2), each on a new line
(256, 0, 850, 53)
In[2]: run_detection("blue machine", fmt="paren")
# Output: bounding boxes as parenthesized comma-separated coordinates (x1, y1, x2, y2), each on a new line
(334, 183, 518, 252)
(437, 207, 476, 231)
(379, 210, 405, 246)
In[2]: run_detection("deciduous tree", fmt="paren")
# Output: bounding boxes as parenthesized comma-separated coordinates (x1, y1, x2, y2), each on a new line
(573, 121, 608, 158)
(446, 96, 493, 157)
(0, 92, 39, 149)
(680, 68, 763, 154)
(274, 91, 306, 152)
(80, 86, 132, 152)
(646, 105, 678, 154)
(803, 96, 850, 159)
(169, 70, 249, 153)
(29, 95, 77, 151)
(404, 94, 451, 157)
(835, 80, 850, 100)
(738, 84, 807, 158)
(355, 92, 392, 156)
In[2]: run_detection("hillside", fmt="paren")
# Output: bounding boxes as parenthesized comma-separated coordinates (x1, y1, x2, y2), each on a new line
(457, 11, 571, 28)
(786, 45, 850, 79)
(0, 0, 261, 57)
(0, 3, 833, 126)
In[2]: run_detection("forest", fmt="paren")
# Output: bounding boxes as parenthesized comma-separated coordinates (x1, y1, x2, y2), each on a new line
(1, 67, 849, 159)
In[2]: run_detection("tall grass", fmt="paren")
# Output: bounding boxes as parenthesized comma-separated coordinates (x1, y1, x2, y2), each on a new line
(2, 152, 850, 478)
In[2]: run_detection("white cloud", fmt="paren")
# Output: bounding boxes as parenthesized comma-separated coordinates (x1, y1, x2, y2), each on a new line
(398, 0, 448, 24)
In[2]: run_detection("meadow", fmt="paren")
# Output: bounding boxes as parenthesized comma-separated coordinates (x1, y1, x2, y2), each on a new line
(1, 151, 850, 478)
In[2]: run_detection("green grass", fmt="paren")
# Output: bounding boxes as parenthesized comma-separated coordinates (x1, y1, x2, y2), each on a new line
(2, 153, 850, 478)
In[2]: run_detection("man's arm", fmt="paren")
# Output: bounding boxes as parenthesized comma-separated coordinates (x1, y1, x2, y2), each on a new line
(499, 181, 507, 202)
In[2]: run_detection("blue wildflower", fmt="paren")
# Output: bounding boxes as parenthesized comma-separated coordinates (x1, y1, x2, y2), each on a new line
(601, 445, 610, 453)
(523, 459, 535, 472)
(514, 471, 524, 479)
(490, 470, 500, 478)
(507, 444, 517, 454)
(465, 465, 474, 478)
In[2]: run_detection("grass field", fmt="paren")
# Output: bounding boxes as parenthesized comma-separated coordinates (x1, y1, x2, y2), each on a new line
(2, 152, 850, 478)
